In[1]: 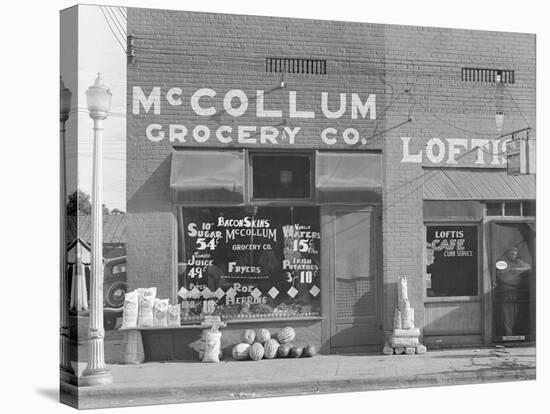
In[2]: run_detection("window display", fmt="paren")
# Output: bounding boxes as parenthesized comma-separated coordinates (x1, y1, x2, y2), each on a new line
(177, 206, 321, 321)
(426, 225, 478, 297)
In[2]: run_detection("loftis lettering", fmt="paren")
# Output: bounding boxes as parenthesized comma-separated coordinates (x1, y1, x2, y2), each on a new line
(401, 137, 507, 165)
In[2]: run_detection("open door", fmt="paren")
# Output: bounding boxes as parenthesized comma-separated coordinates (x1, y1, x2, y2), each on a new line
(492, 221, 535, 342)
(322, 206, 381, 353)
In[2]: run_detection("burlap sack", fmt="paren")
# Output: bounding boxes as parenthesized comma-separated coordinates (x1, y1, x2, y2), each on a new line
(202, 330, 222, 363)
(393, 308, 402, 329)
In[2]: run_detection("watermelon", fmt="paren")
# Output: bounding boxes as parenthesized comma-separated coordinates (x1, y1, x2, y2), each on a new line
(278, 343, 293, 358)
(264, 338, 280, 359)
(303, 344, 317, 357)
(241, 329, 256, 345)
(232, 343, 251, 361)
(249, 342, 265, 361)
(277, 327, 296, 344)
(255, 328, 271, 344)
(289, 346, 303, 358)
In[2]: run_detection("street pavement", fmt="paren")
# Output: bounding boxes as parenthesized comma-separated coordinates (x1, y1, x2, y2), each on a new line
(61, 345, 536, 409)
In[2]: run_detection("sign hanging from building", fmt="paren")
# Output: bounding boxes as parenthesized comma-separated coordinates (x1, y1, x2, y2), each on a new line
(506, 131, 530, 175)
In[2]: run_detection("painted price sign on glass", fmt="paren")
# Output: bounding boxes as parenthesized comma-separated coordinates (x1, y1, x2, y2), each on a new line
(177, 206, 321, 319)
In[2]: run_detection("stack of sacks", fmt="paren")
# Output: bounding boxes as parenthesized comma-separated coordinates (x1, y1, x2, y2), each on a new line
(120, 287, 180, 328)
(382, 277, 427, 355)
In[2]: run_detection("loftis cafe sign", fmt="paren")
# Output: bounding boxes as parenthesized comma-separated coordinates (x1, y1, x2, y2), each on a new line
(132, 86, 377, 146)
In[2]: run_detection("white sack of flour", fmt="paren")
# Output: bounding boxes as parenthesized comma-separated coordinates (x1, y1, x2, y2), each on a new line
(168, 305, 181, 327)
(153, 298, 169, 327)
(121, 290, 139, 329)
(401, 300, 413, 329)
(399, 277, 409, 302)
(138, 287, 157, 328)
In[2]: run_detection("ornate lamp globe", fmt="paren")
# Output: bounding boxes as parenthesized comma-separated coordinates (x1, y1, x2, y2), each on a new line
(60, 76, 72, 120)
(86, 73, 112, 118)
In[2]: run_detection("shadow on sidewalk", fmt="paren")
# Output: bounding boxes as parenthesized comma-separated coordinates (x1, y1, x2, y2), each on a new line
(35, 388, 59, 402)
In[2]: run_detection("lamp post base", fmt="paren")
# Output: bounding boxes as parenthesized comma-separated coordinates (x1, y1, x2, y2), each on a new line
(60, 367, 78, 386)
(79, 368, 113, 387)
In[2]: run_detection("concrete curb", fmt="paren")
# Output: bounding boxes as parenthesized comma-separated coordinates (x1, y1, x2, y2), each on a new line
(63, 366, 535, 409)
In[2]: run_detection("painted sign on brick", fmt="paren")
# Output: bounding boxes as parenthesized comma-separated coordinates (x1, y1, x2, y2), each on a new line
(132, 86, 380, 147)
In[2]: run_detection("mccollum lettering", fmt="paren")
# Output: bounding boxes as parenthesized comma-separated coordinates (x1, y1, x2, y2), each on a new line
(133, 87, 377, 120)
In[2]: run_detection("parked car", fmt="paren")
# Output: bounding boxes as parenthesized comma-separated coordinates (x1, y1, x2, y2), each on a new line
(103, 256, 127, 329)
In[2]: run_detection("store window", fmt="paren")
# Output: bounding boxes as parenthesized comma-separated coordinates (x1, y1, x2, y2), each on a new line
(177, 206, 321, 321)
(252, 154, 311, 199)
(170, 149, 244, 204)
(426, 225, 478, 297)
(522, 201, 536, 217)
(316, 151, 382, 203)
(486, 202, 503, 216)
(504, 202, 521, 216)
(485, 201, 535, 217)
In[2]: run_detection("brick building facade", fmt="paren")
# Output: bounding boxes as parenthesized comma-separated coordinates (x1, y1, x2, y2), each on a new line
(126, 8, 535, 357)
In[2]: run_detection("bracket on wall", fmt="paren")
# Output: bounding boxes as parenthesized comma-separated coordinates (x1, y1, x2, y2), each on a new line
(127, 34, 135, 64)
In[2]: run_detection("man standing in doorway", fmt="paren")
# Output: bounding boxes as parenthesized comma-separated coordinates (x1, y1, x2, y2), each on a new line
(496, 247, 531, 337)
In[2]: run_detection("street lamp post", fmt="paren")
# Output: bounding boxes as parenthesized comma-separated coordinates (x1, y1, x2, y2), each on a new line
(60, 77, 76, 384)
(80, 74, 113, 386)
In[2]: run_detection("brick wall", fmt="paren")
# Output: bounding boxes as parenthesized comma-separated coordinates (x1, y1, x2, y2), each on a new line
(381, 25, 535, 333)
(126, 8, 535, 339)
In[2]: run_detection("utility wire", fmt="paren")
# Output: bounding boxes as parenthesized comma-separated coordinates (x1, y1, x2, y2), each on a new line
(104, 7, 126, 47)
(110, 6, 127, 31)
(410, 93, 497, 137)
(70, 108, 126, 118)
(105, 6, 127, 41)
(115, 6, 127, 19)
(502, 82, 532, 130)
(99, 6, 127, 55)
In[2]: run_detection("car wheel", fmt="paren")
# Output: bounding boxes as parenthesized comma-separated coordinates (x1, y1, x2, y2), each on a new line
(105, 280, 127, 308)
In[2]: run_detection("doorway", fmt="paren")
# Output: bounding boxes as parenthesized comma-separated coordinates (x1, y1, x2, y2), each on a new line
(491, 221, 535, 342)
(322, 206, 381, 353)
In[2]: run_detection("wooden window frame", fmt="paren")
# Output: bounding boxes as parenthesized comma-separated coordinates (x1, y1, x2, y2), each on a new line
(423, 220, 483, 303)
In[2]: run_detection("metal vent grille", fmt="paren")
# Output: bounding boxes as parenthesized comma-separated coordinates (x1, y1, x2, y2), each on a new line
(266, 58, 327, 75)
(461, 68, 515, 84)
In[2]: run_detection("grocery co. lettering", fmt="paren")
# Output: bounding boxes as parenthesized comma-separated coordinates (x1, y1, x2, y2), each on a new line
(132, 86, 377, 146)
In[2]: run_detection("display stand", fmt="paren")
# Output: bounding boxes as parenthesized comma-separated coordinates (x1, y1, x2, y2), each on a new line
(119, 316, 228, 364)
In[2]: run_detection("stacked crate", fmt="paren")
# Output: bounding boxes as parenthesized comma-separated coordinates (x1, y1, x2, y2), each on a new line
(383, 277, 427, 355)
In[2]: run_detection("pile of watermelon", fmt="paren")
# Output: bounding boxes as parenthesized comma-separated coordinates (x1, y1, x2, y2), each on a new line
(232, 327, 318, 361)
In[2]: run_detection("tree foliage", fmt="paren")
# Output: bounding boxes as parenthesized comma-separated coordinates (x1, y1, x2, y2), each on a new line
(67, 189, 123, 215)
(67, 189, 91, 216)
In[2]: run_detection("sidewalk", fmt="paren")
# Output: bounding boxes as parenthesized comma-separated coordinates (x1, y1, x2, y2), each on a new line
(61, 346, 536, 409)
